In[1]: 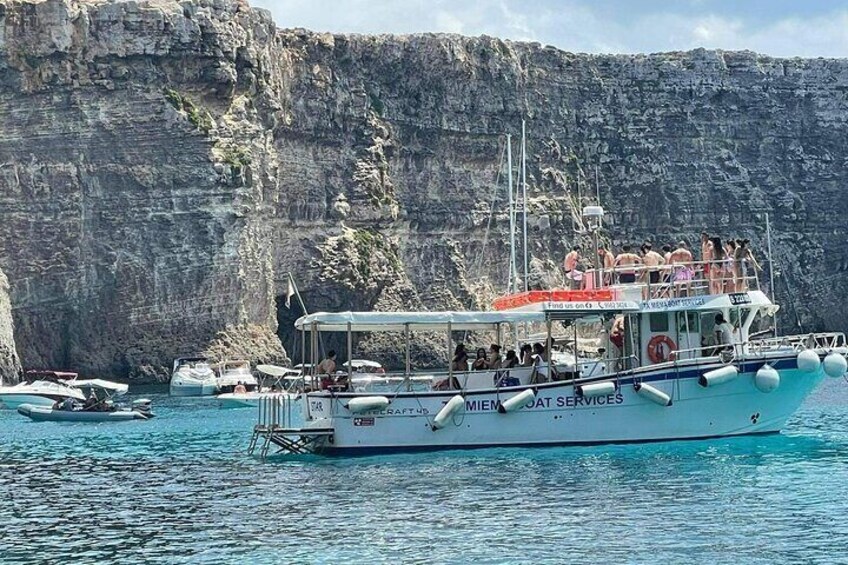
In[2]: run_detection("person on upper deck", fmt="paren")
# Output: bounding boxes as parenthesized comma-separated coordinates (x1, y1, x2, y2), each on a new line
(669, 241, 694, 295)
(598, 245, 615, 285)
(234, 381, 247, 394)
(472, 348, 488, 370)
(564, 246, 581, 289)
(700, 232, 712, 277)
(642, 243, 666, 285)
(614, 245, 642, 284)
(734, 239, 761, 291)
(487, 344, 502, 370)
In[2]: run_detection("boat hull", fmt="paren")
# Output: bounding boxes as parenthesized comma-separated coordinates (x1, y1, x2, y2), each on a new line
(17, 404, 152, 422)
(218, 392, 261, 408)
(0, 394, 68, 410)
(283, 357, 826, 455)
(169, 380, 217, 397)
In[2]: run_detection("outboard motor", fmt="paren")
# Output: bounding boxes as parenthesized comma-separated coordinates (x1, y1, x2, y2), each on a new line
(132, 398, 154, 418)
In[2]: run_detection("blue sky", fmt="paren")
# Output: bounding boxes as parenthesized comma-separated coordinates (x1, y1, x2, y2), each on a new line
(251, 0, 848, 57)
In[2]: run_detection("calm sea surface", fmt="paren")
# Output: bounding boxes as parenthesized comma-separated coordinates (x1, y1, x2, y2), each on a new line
(1, 380, 847, 564)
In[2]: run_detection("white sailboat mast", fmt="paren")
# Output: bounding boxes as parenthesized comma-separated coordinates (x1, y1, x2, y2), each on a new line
(521, 120, 529, 292)
(507, 134, 517, 294)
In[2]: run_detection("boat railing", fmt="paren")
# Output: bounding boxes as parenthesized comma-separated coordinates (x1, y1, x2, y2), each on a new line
(747, 332, 847, 353)
(578, 260, 760, 299)
(256, 393, 299, 430)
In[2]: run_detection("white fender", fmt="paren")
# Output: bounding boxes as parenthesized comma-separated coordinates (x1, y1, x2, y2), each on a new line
(346, 396, 390, 413)
(698, 365, 738, 388)
(498, 389, 536, 414)
(797, 349, 821, 373)
(575, 381, 616, 398)
(754, 364, 780, 393)
(823, 353, 847, 378)
(634, 382, 672, 406)
(433, 395, 465, 430)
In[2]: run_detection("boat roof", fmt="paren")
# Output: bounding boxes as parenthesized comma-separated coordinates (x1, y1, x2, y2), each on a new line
(295, 311, 547, 332)
(65, 379, 129, 394)
(25, 370, 79, 380)
(256, 364, 299, 377)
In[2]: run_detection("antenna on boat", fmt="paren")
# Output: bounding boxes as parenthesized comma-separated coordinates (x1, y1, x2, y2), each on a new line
(506, 134, 518, 295)
(765, 213, 778, 335)
(582, 205, 604, 288)
(521, 119, 529, 293)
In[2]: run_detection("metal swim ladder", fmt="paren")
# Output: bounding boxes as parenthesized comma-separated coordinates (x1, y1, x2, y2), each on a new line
(248, 395, 333, 459)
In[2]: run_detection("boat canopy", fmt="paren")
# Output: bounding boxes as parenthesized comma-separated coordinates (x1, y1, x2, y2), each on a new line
(256, 364, 300, 377)
(67, 379, 129, 395)
(295, 311, 547, 332)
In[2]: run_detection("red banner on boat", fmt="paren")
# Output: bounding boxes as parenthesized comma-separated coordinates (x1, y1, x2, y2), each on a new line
(492, 289, 614, 311)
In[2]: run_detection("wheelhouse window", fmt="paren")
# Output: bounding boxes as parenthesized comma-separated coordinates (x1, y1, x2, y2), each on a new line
(649, 313, 669, 333)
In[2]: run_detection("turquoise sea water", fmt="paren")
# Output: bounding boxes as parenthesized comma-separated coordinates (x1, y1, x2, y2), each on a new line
(1, 381, 847, 564)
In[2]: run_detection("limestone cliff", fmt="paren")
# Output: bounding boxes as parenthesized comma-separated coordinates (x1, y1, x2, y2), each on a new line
(0, 266, 22, 383)
(0, 0, 846, 380)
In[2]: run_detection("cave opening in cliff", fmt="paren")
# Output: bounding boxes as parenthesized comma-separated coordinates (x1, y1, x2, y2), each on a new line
(276, 293, 351, 366)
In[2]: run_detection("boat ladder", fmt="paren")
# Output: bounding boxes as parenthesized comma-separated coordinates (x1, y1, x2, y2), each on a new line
(248, 395, 333, 459)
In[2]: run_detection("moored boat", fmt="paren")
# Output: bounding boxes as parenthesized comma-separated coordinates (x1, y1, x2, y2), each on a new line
(215, 360, 259, 394)
(0, 370, 86, 409)
(170, 357, 217, 397)
(218, 365, 300, 408)
(17, 399, 154, 422)
(252, 274, 848, 456)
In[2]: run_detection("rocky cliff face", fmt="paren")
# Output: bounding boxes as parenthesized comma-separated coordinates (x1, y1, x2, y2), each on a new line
(1, 0, 846, 380)
(0, 266, 22, 383)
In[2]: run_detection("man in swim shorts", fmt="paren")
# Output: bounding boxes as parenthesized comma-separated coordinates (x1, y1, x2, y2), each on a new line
(614, 245, 642, 284)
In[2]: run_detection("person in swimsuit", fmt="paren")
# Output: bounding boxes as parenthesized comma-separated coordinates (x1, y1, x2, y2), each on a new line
(700, 232, 712, 281)
(614, 245, 642, 284)
(598, 245, 615, 285)
(734, 239, 762, 290)
(564, 246, 581, 289)
(669, 241, 694, 296)
(724, 240, 738, 293)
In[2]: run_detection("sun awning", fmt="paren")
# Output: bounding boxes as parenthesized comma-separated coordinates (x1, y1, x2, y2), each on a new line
(67, 379, 129, 395)
(294, 311, 547, 332)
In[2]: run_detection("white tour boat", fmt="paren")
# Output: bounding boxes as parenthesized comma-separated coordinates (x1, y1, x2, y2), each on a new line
(0, 371, 86, 409)
(251, 272, 847, 456)
(170, 357, 217, 397)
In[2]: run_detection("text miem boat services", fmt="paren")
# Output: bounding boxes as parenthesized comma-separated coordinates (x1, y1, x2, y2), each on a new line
(251, 274, 847, 456)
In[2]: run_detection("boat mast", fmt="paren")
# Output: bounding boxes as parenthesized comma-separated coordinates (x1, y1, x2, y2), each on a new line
(507, 134, 517, 294)
(765, 212, 778, 335)
(521, 120, 529, 292)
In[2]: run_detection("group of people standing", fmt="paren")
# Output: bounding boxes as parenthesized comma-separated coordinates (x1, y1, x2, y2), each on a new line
(563, 232, 762, 295)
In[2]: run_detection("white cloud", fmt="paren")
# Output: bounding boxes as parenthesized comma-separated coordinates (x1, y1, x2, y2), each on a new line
(250, 0, 848, 57)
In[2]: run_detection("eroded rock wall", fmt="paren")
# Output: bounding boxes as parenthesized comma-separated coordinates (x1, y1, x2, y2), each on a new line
(0, 0, 288, 379)
(0, 267, 21, 383)
(271, 31, 848, 352)
(1, 0, 847, 379)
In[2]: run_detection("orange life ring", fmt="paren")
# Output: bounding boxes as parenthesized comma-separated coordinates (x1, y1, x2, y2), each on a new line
(647, 335, 677, 364)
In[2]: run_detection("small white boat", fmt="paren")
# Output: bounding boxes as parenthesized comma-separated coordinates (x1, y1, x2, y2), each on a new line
(18, 399, 154, 422)
(0, 370, 86, 409)
(342, 359, 384, 373)
(216, 360, 259, 394)
(218, 365, 299, 408)
(170, 357, 217, 397)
